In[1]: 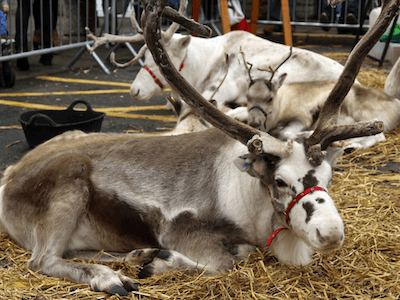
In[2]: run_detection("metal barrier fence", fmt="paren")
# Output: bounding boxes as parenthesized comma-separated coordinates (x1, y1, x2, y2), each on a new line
(244, 0, 377, 33)
(0, 0, 379, 70)
(0, 0, 145, 73)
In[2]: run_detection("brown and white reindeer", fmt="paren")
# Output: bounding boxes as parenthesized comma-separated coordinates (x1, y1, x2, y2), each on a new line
(0, 0, 395, 297)
(231, 46, 400, 150)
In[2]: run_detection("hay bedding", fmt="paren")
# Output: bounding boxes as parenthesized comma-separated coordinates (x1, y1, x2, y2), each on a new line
(1, 58, 400, 299)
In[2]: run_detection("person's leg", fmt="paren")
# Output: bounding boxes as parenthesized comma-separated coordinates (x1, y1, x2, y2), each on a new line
(52, 0, 59, 47)
(289, 0, 296, 22)
(320, 0, 335, 31)
(15, 0, 31, 70)
(264, 0, 283, 34)
(269, 0, 281, 21)
(346, 0, 359, 23)
(35, 0, 53, 65)
(32, 0, 41, 48)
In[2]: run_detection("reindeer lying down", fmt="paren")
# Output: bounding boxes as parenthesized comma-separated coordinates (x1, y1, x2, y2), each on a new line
(228, 64, 400, 150)
(167, 52, 399, 150)
(0, 0, 393, 296)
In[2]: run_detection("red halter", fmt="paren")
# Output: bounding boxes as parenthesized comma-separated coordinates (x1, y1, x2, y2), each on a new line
(266, 186, 327, 246)
(143, 60, 185, 89)
(143, 66, 164, 89)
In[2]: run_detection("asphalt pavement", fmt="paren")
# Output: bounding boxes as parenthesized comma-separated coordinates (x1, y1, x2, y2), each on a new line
(0, 42, 177, 172)
(0, 28, 393, 173)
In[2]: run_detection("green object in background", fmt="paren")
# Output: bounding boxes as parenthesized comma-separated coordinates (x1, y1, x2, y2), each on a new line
(380, 24, 400, 43)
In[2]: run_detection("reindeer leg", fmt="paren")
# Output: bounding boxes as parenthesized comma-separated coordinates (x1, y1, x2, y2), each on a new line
(132, 211, 254, 276)
(127, 248, 213, 278)
(1, 153, 138, 295)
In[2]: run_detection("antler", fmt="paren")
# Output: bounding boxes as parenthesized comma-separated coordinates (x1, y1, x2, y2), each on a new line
(141, 0, 293, 158)
(161, 0, 188, 43)
(240, 48, 254, 85)
(86, 0, 191, 67)
(304, 0, 399, 166)
(256, 47, 292, 86)
(110, 44, 148, 68)
(86, 26, 144, 55)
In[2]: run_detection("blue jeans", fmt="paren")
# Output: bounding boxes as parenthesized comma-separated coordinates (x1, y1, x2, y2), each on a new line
(269, 0, 296, 22)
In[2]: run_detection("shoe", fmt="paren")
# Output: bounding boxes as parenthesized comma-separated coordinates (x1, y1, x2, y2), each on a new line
(39, 54, 53, 66)
(52, 29, 60, 54)
(338, 13, 359, 35)
(33, 28, 41, 49)
(347, 13, 358, 24)
(2, 61, 15, 88)
(263, 25, 282, 35)
(33, 28, 59, 53)
(17, 57, 30, 71)
(320, 12, 331, 32)
(52, 29, 59, 47)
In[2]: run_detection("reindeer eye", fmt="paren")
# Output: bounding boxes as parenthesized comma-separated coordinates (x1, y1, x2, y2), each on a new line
(267, 98, 273, 103)
(275, 179, 287, 188)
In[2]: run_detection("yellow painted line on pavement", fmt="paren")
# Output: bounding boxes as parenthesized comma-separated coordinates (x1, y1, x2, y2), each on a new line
(105, 112, 176, 122)
(36, 76, 132, 87)
(0, 90, 130, 97)
(0, 99, 66, 110)
(101, 105, 167, 112)
(0, 99, 176, 122)
(38, 75, 172, 92)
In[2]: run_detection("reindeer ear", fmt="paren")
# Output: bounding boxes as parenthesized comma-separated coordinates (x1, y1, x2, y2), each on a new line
(325, 147, 344, 167)
(179, 35, 191, 49)
(209, 99, 218, 107)
(234, 154, 262, 178)
(276, 73, 287, 89)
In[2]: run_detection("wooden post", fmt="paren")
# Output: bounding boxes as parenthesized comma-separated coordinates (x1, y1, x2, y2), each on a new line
(192, 0, 201, 22)
(220, 0, 231, 34)
(250, 0, 260, 35)
(191, 0, 201, 36)
(280, 0, 293, 46)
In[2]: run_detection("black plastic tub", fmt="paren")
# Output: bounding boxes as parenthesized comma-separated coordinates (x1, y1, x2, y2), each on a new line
(19, 100, 105, 148)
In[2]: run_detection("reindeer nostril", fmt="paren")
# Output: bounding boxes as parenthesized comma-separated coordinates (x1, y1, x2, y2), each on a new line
(316, 228, 325, 244)
(316, 228, 344, 248)
(130, 89, 140, 99)
(249, 121, 261, 129)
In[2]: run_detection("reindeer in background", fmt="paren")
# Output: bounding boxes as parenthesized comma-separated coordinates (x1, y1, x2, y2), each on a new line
(86, 0, 350, 111)
(230, 46, 400, 150)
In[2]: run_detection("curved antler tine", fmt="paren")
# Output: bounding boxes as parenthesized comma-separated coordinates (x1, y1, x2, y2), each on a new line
(255, 47, 292, 83)
(142, 0, 293, 158)
(275, 47, 292, 71)
(162, 0, 188, 43)
(110, 44, 148, 68)
(267, 47, 292, 83)
(240, 47, 254, 84)
(130, 9, 143, 33)
(86, 27, 144, 54)
(307, 121, 384, 166)
(305, 0, 399, 165)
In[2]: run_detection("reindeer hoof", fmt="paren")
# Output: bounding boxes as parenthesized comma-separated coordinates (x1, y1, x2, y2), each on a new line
(108, 285, 130, 296)
(128, 248, 160, 266)
(122, 280, 139, 292)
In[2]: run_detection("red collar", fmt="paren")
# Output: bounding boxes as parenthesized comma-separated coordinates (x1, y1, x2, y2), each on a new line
(266, 186, 327, 247)
(143, 59, 185, 89)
